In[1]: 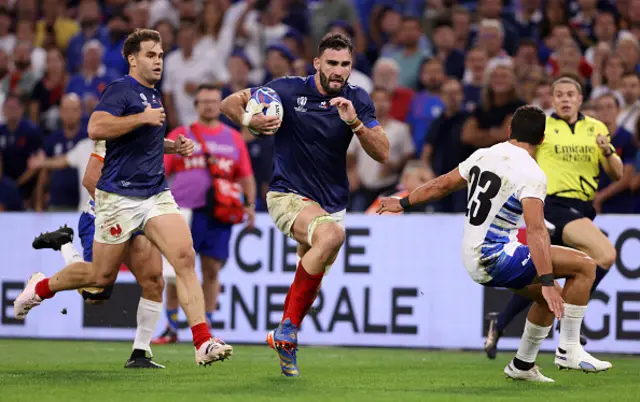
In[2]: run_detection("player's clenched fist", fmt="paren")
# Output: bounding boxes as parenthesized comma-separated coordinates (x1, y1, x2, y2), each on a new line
(596, 134, 612, 154)
(249, 103, 281, 135)
(329, 97, 357, 123)
(143, 103, 166, 126)
(176, 134, 194, 157)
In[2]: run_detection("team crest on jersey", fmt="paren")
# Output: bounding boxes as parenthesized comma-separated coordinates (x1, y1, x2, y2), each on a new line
(294, 96, 307, 112)
(320, 101, 327, 109)
(140, 93, 149, 106)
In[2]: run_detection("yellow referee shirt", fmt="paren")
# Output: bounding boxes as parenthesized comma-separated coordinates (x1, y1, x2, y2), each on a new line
(536, 113, 615, 201)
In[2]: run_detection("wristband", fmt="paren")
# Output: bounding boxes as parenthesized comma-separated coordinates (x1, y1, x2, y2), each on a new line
(539, 273, 554, 287)
(603, 149, 613, 157)
(352, 123, 364, 134)
(399, 196, 412, 210)
(242, 112, 253, 127)
(245, 203, 255, 209)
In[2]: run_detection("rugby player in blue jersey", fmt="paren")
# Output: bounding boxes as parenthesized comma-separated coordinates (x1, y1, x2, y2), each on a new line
(221, 33, 390, 377)
(14, 29, 231, 365)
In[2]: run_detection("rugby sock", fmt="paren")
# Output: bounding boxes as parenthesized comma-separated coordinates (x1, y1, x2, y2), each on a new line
(590, 265, 609, 294)
(205, 311, 214, 328)
(166, 308, 179, 332)
(559, 303, 587, 349)
(35, 278, 55, 299)
(496, 294, 532, 333)
(60, 243, 83, 265)
(282, 261, 323, 327)
(191, 322, 211, 349)
(132, 298, 162, 355)
(514, 320, 552, 369)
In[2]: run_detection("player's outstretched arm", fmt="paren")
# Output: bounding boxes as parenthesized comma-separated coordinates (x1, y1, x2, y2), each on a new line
(522, 197, 564, 318)
(376, 168, 466, 213)
(355, 125, 389, 163)
(88, 105, 165, 140)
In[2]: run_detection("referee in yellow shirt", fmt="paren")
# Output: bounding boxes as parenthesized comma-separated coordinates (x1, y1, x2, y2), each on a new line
(484, 76, 624, 359)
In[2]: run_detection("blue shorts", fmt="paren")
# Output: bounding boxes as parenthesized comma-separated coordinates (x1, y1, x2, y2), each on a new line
(482, 245, 538, 289)
(77, 210, 143, 262)
(191, 208, 232, 261)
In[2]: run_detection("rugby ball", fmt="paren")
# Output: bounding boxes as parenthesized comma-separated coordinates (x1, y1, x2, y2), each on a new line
(245, 87, 283, 137)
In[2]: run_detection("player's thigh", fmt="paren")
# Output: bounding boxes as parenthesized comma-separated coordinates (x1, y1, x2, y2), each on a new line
(126, 233, 164, 298)
(91, 240, 128, 285)
(144, 214, 195, 272)
(562, 218, 616, 265)
(266, 191, 322, 246)
(550, 244, 596, 279)
(94, 189, 147, 245)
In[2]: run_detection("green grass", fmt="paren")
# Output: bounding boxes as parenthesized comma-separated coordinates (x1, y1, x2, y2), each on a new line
(0, 340, 638, 402)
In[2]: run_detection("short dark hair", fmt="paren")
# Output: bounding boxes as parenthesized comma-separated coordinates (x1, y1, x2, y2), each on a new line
(402, 15, 421, 25)
(370, 87, 391, 98)
(552, 75, 583, 95)
(318, 33, 353, 56)
(622, 70, 640, 80)
(122, 29, 162, 65)
(195, 83, 220, 95)
(510, 105, 546, 145)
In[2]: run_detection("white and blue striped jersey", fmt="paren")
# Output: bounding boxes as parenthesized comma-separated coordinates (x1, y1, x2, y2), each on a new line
(458, 142, 547, 283)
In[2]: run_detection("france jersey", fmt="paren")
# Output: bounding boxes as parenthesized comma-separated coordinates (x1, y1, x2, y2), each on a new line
(254, 76, 380, 213)
(94, 75, 168, 198)
(458, 142, 547, 286)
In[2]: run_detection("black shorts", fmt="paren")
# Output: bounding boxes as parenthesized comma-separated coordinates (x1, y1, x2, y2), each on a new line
(544, 195, 596, 246)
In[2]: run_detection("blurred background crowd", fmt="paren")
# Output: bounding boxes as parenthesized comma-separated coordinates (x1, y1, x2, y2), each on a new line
(1, 0, 640, 215)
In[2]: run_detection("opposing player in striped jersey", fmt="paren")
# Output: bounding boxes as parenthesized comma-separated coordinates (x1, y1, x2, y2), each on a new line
(377, 105, 612, 382)
(30, 135, 199, 368)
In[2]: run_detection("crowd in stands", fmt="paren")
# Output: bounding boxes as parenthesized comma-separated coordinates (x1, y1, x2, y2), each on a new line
(1, 0, 640, 214)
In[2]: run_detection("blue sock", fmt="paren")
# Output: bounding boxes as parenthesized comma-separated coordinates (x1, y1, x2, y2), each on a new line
(496, 294, 533, 333)
(205, 311, 214, 328)
(590, 265, 609, 294)
(167, 309, 179, 332)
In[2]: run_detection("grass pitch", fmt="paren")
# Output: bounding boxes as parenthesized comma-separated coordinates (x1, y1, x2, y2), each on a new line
(0, 339, 638, 402)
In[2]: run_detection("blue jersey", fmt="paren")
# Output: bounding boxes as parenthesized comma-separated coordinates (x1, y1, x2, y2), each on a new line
(94, 75, 168, 198)
(255, 76, 379, 213)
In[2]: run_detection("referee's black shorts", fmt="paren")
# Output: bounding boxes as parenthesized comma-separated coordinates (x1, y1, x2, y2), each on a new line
(544, 195, 596, 246)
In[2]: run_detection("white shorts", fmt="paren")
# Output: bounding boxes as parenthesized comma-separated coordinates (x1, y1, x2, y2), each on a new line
(266, 191, 345, 245)
(94, 189, 180, 245)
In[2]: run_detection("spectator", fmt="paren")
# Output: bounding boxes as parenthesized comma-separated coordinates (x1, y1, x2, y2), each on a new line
(462, 47, 488, 112)
(451, 6, 472, 51)
(391, 16, 431, 90)
(65, 40, 117, 117)
(570, 0, 599, 50)
(0, 94, 42, 208)
(66, 0, 108, 74)
(584, 11, 618, 65)
(462, 62, 525, 150)
(148, 0, 180, 28)
(15, 19, 47, 77)
(163, 20, 222, 128)
(421, 78, 471, 212)
(194, 0, 233, 69)
(368, 5, 402, 56)
(154, 19, 177, 56)
(532, 80, 555, 115)
(432, 19, 465, 80)
(2, 41, 40, 100)
(539, 0, 570, 45)
(0, 7, 15, 54)
(514, 0, 543, 39)
(35, 0, 80, 51)
(371, 57, 414, 122)
(593, 93, 637, 214)
(590, 51, 626, 102)
(29, 48, 68, 135)
(616, 31, 640, 73)
(513, 40, 541, 82)
(475, 0, 519, 56)
(103, 13, 130, 76)
(618, 71, 640, 133)
(327, 20, 371, 76)
(0, 152, 24, 211)
(552, 38, 594, 81)
(0, 48, 8, 121)
(125, 1, 151, 30)
(407, 57, 445, 157)
(476, 19, 509, 63)
(262, 44, 294, 84)
(365, 160, 432, 215)
(310, 0, 365, 54)
(347, 87, 414, 212)
(34, 93, 87, 211)
(15, 0, 38, 23)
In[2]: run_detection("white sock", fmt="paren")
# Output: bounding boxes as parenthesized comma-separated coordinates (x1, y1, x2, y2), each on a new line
(559, 303, 587, 349)
(515, 320, 552, 363)
(60, 243, 83, 265)
(133, 298, 163, 356)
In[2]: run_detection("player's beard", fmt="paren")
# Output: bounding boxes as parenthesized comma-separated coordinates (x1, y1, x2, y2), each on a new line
(319, 69, 348, 95)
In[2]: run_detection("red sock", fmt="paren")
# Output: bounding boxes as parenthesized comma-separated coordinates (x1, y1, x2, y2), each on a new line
(282, 262, 323, 327)
(191, 322, 210, 349)
(35, 278, 55, 300)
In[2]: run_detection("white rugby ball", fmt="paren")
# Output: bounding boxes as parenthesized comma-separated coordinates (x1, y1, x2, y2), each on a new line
(246, 87, 283, 137)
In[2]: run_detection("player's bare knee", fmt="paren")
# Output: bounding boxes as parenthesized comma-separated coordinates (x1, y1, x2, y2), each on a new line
(598, 245, 616, 270)
(171, 246, 196, 274)
(312, 223, 345, 260)
(92, 271, 117, 288)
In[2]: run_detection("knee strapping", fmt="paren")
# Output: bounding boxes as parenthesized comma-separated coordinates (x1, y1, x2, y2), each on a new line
(307, 214, 337, 246)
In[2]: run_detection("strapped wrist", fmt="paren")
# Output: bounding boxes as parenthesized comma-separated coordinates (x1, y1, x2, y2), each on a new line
(242, 112, 253, 127)
(400, 196, 412, 210)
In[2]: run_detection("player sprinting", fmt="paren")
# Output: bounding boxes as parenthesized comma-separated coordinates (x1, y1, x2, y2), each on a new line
(13, 29, 232, 365)
(377, 105, 612, 381)
(220, 33, 390, 376)
(30, 133, 194, 368)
